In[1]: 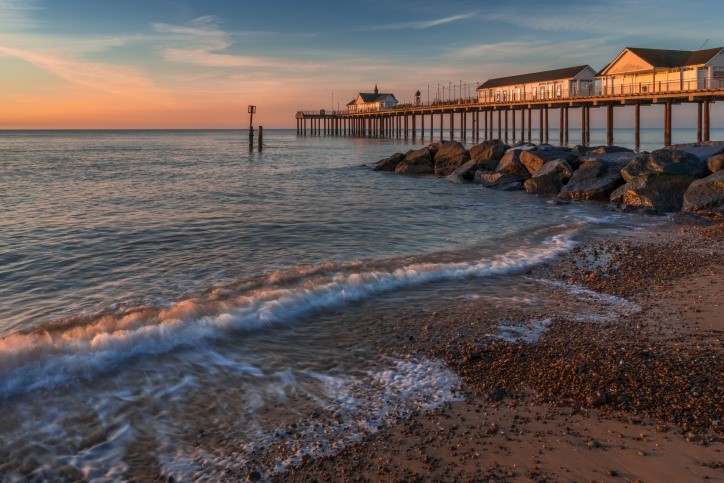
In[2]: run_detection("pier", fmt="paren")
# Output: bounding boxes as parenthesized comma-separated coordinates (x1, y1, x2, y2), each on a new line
(295, 88, 723, 148)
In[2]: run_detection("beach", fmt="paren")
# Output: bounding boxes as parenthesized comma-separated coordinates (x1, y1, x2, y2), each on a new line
(0, 130, 722, 480)
(283, 217, 723, 482)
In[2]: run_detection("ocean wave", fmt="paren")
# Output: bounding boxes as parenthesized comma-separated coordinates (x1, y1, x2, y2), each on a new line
(0, 233, 576, 398)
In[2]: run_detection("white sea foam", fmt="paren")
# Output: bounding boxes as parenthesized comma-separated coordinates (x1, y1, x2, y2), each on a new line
(488, 318, 553, 344)
(0, 233, 575, 398)
(534, 279, 640, 322)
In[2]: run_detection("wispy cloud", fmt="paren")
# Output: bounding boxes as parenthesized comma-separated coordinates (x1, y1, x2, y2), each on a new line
(361, 13, 476, 31)
(0, 0, 41, 30)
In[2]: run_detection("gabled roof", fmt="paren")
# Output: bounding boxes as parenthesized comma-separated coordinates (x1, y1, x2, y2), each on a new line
(477, 65, 593, 90)
(357, 92, 397, 103)
(597, 47, 723, 75)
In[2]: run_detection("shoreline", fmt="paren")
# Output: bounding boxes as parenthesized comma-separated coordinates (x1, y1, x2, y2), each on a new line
(282, 216, 723, 482)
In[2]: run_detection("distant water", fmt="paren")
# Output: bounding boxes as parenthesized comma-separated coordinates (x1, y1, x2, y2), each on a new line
(0, 129, 695, 479)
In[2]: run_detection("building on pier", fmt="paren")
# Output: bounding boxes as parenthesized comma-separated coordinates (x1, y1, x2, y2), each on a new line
(597, 46, 724, 95)
(346, 84, 398, 113)
(476, 65, 597, 103)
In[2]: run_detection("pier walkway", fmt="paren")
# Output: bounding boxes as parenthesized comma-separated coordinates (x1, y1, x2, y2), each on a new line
(295, 88, 724, 148)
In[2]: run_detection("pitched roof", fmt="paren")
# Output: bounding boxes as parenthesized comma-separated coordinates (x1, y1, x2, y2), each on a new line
(477, 65, 592, 90)
(597, 47, 723, 75)
(357, 92, 397, 103)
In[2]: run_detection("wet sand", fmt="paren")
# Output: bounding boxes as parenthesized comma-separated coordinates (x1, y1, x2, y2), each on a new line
(283, 217, 723, 482)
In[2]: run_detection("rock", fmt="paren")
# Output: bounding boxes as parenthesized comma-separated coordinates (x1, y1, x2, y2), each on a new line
(450, 160, 480, 181)
(621, 149, 708, 182)
(395, 147, 433, 174)
(682, 170, 724, 218)
(520, 149, 578, 175)
(524, 159, 574, 196)
(671, 141, 724, 161)
(434, 140, 470, 176)
(474, 171, 524, 191)
(571, 145, 590, 157)
(470, 139, 507, 163)
(537, 143, 555, 151)
(496, 150, 530, 181)
(373, 152, 405, 172)
(559, 159, 625, 201)
(707, 153, 724, 173)
(610, 173, 698, 212)
(587, 145, 634, 156)
(446, 172, 465, 183)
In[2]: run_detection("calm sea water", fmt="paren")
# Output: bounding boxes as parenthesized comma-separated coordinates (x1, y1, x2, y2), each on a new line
(0, 129, 703, 479)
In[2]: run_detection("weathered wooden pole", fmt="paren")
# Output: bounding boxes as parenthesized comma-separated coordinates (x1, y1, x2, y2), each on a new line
(527, 108, 532, 143)
(497, 110, 502, 140)
(704, 101, 711, 142)
(664, 102, 672, 147)
(430, 112, 434, 139)
(504, 109, 509, 143)
(607, 104, 614, 146)
(635, 103, 641, 150)
(544, 107, 549, 143)
(520, 108, 525, 142)
(585, 107, 591, 144)
(420, 113, 425, 140)
(449, 111, 454, 140)
(476, 110, 480, 142)
(539, 108, 544, 144)
(439, 111, 444, 140)
(697, 102, 703, 143)
(581, 107, 586, 145)
(412, 113, 417, 140)
(258, 126, 263, 151)
(512, 108, 516, 142)
(461, 111, 466, 141)
(564, 107, 569, 145)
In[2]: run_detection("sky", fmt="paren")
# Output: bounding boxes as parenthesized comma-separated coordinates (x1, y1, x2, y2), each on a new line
(0, 0, 722, 129)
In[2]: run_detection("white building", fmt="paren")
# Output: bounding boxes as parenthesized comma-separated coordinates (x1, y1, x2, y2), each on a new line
(597, 46, 724, 95)
(476, 65, 597, 104)
(346, 85, 398, 113)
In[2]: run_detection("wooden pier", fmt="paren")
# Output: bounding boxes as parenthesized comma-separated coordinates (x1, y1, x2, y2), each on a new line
(296, 89, 723, 148)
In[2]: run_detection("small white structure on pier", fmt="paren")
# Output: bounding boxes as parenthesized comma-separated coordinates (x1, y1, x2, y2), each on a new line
(346, 84, 398, 113)
(476, 65, 597, 103)
(597, 46, 724, 95)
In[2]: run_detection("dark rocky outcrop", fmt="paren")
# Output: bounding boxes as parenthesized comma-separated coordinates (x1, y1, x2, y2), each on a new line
(571, 145, 590, 157)
(470, 140, 507, 164)
(450, 160, 480, 181)
(586, 145, 634, 156)
(682, 170, 724, 218)
(559, 159, 625, 201)
(496, 150, 530, 181)
(621, 149, 708, 182)
(394, 147, 433, 174)
(474, 171, 524, 191)
(523, 159, 574, 196)
(519, 149, 578, 175)
(707, 153, 724, 173)
(434, 140, 470, 176)
(373, 152, 405, 172)
(610, 173, 697, 212)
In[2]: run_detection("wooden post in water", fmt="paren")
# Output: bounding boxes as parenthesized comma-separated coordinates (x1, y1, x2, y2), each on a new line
(581, 107, 586, 145)
(539, 108, 543, 144)
(512, 108, 516, 143)
(544, 107, 549, 144)
(527, 108, 532, 143)
(450, 111, 454, 140)
(258, 126, 263, 151)
(497, 110, 501, 140)
(421, 113, 425, 140)
(664, 102, 672, 147)
(635, 104, 641, 150)
(585, 107, 591, 144)
(564, 107, 569, 145)
(559, 107, 564, 145)
(504, 109, 509, 143)
(703, 101, 710, 142)
(248, 105, 256, 150)
(521, 108, 526, 142)
(697, 102, 703, 143)
(607, 104, 614, 146)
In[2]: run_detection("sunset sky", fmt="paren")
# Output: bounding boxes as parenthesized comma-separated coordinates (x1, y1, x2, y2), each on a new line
(1, 0, 722, 129)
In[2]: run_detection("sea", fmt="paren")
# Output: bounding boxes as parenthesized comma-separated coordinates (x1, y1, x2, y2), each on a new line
(0, 128, 717, 480)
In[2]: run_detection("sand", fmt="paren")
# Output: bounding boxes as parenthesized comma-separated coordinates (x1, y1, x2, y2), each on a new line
(281, 217, 723, 482)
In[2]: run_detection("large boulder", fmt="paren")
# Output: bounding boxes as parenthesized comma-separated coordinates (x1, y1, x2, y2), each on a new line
(519, 149, 579, 175)
(395, 147, 433, 174)
(434, 140, 470, 176)
(524, 159, 574, 196)
(474, 171, 524, 191)
(707, 153, 724, 173)
(682, 171, 724, 218)
(610, 173, 697, 212)
(373, 152, 405, 172)
(571, 145, 590, 157)
(671, 142, 724, 162)
(621, 149, 708, 182)
(450, 160, 480, 181)
(559, 159, 625, 201)
(470, 139, 507, 163)
(586, 145, 634, 156)
(496, 150, 530, 181)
